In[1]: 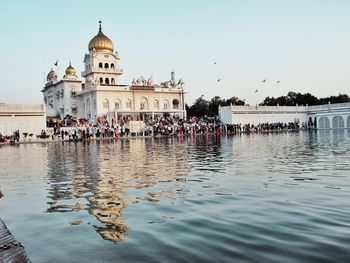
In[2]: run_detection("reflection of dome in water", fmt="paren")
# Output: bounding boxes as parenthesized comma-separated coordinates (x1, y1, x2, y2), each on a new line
(88, 21, 114, 53)
(96, 226, 128, 242)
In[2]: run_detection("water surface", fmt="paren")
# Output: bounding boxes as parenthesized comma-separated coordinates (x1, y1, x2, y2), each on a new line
(1, 131, 350, 262)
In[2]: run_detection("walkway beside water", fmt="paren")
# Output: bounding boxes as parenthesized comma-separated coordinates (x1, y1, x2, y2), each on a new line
(0, 128, 311, 146)
(0, 219, 31, 263)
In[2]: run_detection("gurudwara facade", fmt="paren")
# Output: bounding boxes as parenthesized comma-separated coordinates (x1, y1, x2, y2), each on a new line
(42, 22, 186, 124)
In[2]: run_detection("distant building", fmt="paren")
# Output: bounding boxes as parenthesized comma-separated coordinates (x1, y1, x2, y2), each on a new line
(42, 22, 186, 123)
(219, 105, 308, 126)
(219, 102, 350, 129)
(0, 103, 46, 136)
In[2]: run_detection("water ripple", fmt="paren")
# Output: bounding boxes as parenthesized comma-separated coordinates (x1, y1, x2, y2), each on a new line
(1, 132, 350, 262)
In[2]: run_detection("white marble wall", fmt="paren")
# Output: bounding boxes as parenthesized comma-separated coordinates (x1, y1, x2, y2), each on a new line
(0, 104, 46, 136)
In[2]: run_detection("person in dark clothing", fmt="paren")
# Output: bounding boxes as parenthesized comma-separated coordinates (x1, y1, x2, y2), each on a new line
(61, 130, 64, 140)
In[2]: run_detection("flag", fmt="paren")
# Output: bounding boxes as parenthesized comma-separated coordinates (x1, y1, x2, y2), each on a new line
(54, 60, 58, 66)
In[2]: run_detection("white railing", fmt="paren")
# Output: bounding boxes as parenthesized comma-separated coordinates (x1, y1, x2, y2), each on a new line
(0, 103, 45, 112)
(228, 105, 308, 112)
(308, 102, 350, 111)
(81, 68, 123, 76)
(221, 102, 350, 114)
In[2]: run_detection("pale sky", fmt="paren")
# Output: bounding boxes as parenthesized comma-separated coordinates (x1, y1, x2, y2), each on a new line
(0, 0, 349, 105)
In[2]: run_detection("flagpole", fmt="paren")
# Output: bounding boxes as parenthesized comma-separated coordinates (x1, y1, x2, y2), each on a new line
(55, 60, 58, 78)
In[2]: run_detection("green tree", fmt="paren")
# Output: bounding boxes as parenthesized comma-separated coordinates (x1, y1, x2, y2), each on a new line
(209, 96, 225, 116)
(226, 96, 245, 106)
(187, 95, 211, 117)
(319, 93, 350, 104)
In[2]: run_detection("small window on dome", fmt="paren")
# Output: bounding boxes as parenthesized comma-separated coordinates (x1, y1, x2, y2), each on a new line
(99, 63, 103, 68)
(100, 78, 103, 84)
(111, 63, 115, 69)
(105, 78, 110, 85)
(105, 63, 109, 69)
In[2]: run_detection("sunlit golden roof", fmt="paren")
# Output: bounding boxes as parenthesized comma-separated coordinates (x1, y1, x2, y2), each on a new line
(65, 62, 76, 76)
(88, 21, 114, 53)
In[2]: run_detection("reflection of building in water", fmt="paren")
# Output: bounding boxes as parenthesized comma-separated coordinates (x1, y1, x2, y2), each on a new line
(45, 139, 189, 242)
(88, 138, 189, 242)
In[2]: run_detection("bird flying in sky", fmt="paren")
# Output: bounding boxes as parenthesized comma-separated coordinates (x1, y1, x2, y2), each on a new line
(262, 79, 267, 83)
(217, 79, 221, 82)
(276, 80, 280, 83)
(255, 89, 258, 93)
(214, 62, 216, 65)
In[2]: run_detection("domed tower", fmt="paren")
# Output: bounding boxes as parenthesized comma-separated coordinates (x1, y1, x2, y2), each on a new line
(64, 62, 78, 80)
(46, 68, 58, 84)
(82, 21, 122, 88)
(88, 23, 114, 53)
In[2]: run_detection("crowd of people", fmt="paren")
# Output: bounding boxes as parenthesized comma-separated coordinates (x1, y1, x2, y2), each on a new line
(226, 122, 301, 133)
(47, 115, 313, 141)
(0, 115, 317, 144)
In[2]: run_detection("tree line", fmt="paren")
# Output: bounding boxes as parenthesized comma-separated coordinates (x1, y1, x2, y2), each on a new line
(186, 92, 350, 117)
(260, 91, 350, 106)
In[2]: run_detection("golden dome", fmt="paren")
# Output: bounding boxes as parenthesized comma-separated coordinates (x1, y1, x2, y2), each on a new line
(65, 63, 76, 76)
(88, 21, 114, 53)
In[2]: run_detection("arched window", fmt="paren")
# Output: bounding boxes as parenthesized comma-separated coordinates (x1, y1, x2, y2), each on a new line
(172, 99, 180, 110)
(103, 99, 109, 110)
(154, 99, 159, 110)
(111, 78, 115, 85)
(126, 99, 132, 109)
(105, 78, 110, 85)
(139, 97, 148, 110)
(115, 99, 121, 110)
(319, 117, 330, 129)
(86, 98, 91, 116)
(99, 62, 103, 68)
(163, 100, 169, 110)
(99, 78, 103, 84)
(347, 116, 350, 128)
(332, 116, 344, 129)
(105, 63, 109, 69)
(111, 63, 115, 69)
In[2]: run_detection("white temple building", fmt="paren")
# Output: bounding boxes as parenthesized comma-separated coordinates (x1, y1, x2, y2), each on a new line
(219, 103, 350, 129)
(42, 21, 186, 124)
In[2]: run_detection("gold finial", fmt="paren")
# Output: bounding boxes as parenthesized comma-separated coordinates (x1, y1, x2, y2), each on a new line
(99, 20, 102, 32)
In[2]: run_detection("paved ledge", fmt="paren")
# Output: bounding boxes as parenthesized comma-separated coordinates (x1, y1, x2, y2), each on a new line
(0, 129, 317, 146)
(0, 218, 31, 263)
